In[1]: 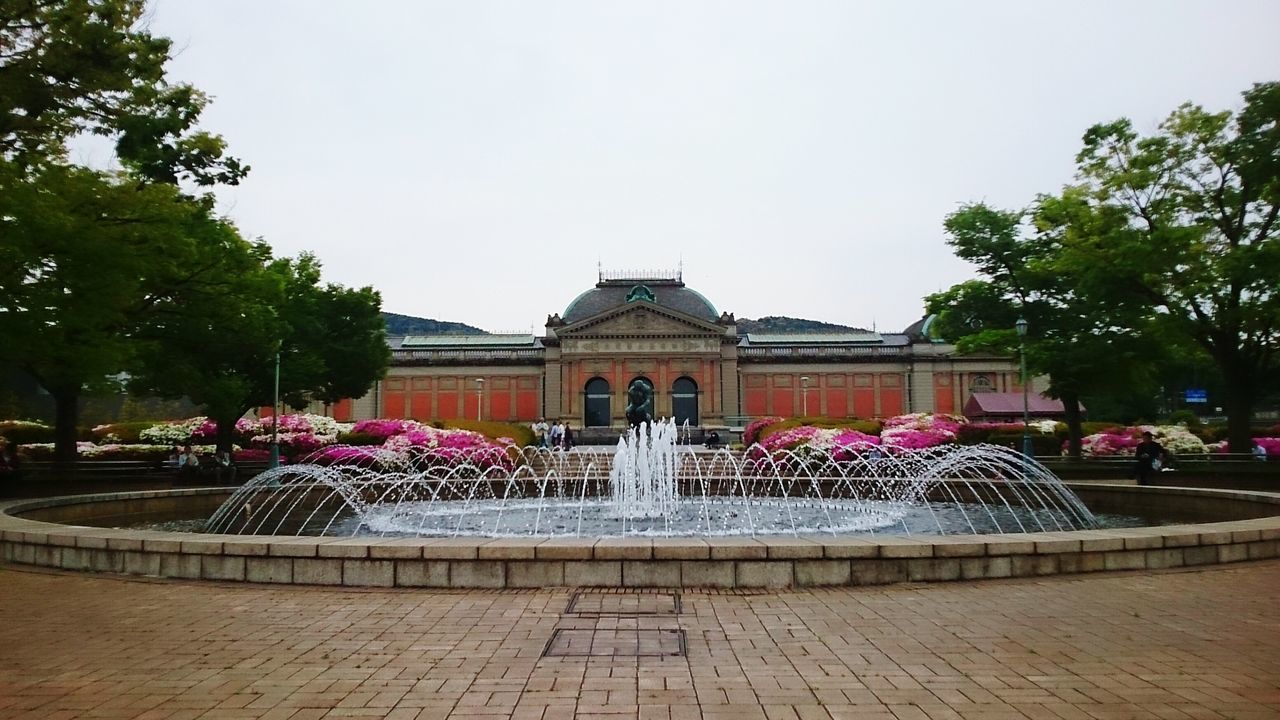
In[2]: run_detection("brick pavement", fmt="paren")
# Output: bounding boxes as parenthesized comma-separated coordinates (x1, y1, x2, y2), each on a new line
(0, 561, 1277, 719)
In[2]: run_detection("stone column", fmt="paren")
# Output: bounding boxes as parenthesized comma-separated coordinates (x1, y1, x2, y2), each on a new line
(544, 346, 562, 421)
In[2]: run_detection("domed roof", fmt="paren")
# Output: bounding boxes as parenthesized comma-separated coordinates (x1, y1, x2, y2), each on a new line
(563, 274, 719, 324)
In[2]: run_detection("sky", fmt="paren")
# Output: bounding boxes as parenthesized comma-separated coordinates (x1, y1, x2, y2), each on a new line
(89, 1, 1280, 334)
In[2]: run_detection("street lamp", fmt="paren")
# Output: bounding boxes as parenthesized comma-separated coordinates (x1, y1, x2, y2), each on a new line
(800, 376, 810, 417)
(1015, 318, 1033, 458)
(475, 378, 485, 421)
(269, 350, 281, 469)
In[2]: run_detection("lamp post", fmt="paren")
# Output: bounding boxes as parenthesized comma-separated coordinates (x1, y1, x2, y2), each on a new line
(800, 376, 810, 417)
(1015, 318, 1033, 458)
(475, 378, 485, 421)
(269, 350, 281, 469)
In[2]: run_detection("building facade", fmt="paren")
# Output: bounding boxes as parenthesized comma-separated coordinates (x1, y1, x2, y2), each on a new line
(327, 271, 1030, 429)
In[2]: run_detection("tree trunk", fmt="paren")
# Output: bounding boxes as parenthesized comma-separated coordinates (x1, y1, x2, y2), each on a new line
(1221, 375, 1255, 454)
(214, 415, 237, 455)
(51, 386, 80, 465)
(1061, 390, 1083, 459)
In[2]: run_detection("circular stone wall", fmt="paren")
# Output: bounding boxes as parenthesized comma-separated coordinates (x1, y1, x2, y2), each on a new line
(2, 486, 1278, 588)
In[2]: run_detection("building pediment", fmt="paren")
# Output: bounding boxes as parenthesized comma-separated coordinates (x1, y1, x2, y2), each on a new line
(559, 302, 726, 339)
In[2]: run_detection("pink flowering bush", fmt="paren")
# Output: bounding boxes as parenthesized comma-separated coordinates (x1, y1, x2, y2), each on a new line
(1211, 437, 1280, 456)
(747, 425, 880, 462)
(881, 413, 965, 449)
(1250, 437, 1280, 457)
(742, 417, 783, 447)
(1076, 425, 1208, 457)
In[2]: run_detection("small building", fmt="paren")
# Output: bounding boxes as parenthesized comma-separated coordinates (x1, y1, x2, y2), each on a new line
(962, 392, 1077, 423)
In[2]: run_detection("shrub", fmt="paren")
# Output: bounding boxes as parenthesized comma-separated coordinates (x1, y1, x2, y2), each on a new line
(334, 431, 386, 446)
(1078, 421, 1124, 437)
(441, 419, 535, 447)
(0, 420, 55, 444)
(90, 421, 161, 443)
(754, 418, 880, 446)
(987, 432, 1062, 456)
(743, 417, 784, 446)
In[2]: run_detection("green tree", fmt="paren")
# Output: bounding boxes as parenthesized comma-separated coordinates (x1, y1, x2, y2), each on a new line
(129, 252, 389, 453)
(0, 161, 220, 459)
(1048, 82, 1280, 452)
(0, 0, 247, 461)
(1, 0, 246, 184)
(927, 203, 1155, 456)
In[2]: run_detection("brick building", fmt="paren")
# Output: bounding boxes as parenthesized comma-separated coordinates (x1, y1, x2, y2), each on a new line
(324, 271, 1030, 430)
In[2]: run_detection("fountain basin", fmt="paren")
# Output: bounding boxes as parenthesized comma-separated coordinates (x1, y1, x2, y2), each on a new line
(3, 485, 1278, 588)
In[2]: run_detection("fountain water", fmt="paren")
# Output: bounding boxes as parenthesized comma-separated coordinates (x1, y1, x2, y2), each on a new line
(206, 419, 1098, 538)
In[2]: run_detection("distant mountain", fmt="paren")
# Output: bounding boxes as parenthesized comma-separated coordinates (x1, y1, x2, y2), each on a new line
(737, 316, 866, 334)
(382, 312, 486, 336)
(382, 312, 865, 337)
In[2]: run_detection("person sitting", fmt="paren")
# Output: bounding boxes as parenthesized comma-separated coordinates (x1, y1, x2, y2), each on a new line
(1133, 431, 1165, 486)
(704, 430, 722, 449)
(178, 445, 201, 480)
(1254, 442, 1269, 462)
(0, 440, 21, 481)
(214, 449, 237, 482)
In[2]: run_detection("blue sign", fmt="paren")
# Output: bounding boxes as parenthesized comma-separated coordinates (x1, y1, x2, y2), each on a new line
(1185, 388, 1207, 404)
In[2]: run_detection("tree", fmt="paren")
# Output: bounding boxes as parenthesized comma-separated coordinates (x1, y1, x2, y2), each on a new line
(129, 251, 390, 453)
(926, 204, 1156, 456)
(0, 0, 247, 461)
(1, 0, 246, 184)
(0, 160, 223, 459)
(1049, 82, 1280, 452)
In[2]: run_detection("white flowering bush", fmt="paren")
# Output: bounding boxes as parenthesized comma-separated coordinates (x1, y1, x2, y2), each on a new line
(140, 417, 208, 445)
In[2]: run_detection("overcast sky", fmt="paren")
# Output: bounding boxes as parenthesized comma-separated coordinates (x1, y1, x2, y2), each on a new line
(102, 1, 1279, 334)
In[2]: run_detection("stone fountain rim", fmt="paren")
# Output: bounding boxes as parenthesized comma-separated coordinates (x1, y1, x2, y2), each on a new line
(2, 484, 1278, 588)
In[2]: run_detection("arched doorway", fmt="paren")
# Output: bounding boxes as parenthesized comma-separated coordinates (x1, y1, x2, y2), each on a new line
(584, 377, 611, 427)
(672, 376, 698, 425)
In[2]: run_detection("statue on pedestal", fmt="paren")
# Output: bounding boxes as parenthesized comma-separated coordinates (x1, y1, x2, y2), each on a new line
(625, 378, 654, 427)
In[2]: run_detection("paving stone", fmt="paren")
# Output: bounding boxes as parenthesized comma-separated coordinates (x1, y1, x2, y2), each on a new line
(2, 562, 1277, 718)
(246, 557, 294, 583)
(735, 561, 793, 588)
(449, 560, 505, 588)
(505, 560, 564, 588)
(622, 560, 680, 587)
(565, 560, 622, 586)
(342, 559, 394, 587)
(680, 560, 735, 587)
(794, 559, 851, 586)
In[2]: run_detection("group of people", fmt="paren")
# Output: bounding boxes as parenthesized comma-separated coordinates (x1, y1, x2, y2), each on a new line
(169, 445, 236, 482)
(531, 418, 575, 450)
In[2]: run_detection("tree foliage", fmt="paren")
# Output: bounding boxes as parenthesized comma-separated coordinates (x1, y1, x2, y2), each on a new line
(933, 83, 1279, 455)
(1046, 82, 1280, 451)
(926, 204, 1155, 456)
(0, 160, 219, 457)
(128, 252, 389, 452)
(0, 0, 246, 184)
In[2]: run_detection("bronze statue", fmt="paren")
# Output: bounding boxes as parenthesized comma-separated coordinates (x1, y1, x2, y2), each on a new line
(625, 378, 654, 427)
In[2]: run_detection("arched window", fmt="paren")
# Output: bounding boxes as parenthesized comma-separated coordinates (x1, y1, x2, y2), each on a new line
(672, 376, 699, 425)
(584, 377, 611, 427)
(969, 374, 994, 394)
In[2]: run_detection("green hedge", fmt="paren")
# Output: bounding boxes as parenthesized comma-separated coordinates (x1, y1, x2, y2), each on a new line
(988, 432, 1063, 455)
(334, 431, 386, 446)
(438, 420, 536, 447)
(0, 420, 55, 444)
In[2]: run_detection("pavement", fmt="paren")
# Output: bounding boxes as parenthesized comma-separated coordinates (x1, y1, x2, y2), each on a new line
(1, 560, 1277, 720)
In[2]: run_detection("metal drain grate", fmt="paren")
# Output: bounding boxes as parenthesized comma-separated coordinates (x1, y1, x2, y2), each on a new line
(566, 591, 681, 615)
(542, 628, 686, 657)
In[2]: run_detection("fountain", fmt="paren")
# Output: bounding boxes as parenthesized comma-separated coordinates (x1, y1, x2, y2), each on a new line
(205, 419, 1099, 538)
